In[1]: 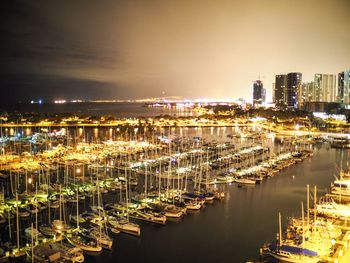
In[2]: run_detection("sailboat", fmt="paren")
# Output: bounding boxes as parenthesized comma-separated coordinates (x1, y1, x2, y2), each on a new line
(261, 212, 320, 263)
(91, 176, 113, 249)
(81, 227, 113, 250)
(108, 216, 141, 237)
(233, 176, 256, 185)
(66, 186, 102, 253)
(8, 193, 27, 262)
(261, 186, 337, 263)
(47, 242, 84, 263)
(108, 167, 141, 236)
(184, 199, 202, 210)
(66, 229, 102, 253)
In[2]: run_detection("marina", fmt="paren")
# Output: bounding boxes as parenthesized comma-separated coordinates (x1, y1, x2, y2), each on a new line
(0, 123, 348, 262)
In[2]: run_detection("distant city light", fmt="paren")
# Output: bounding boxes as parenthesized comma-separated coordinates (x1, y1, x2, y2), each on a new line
(313, 112, 346, 121)
(54, 100, 67, 104)
(30, 99, 43, 104)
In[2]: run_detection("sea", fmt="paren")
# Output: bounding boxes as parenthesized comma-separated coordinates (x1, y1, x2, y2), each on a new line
(0, 102, 196, 118)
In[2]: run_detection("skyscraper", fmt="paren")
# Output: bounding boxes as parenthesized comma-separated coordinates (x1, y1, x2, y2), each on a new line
(274, 74, 286, 107)
(338, 70, 350, 104)
(345, 70, 350, 105)
(314, 74, 336, 102)
(338, 72, 345, 103)
(304, 82, 315, 102)
(252, 80, 265, 105)
(298, 83, 308, 108)
(286, 72, 302, 109)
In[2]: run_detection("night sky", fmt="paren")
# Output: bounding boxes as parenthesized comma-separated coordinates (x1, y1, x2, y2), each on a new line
(1, 0, 350, 103)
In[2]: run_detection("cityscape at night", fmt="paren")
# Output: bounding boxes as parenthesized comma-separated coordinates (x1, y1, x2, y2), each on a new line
(1, 1, 350, 263)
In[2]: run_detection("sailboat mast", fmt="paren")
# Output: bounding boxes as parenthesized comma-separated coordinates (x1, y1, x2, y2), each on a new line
(301, 202, 305, 247)
(158, 161, 161, 200)
(76, 185, 79, 229)
(125, 167, 129, 221)
(313, 185, 317, 232)
(145, 163, 147, 198)
(35, 183, 38, 244)
(307, 184, 310, 228)
(16, 192, 20, 251)
(31, 223, 34, 263)
(59, 185, 62, 222)
(278, 212, 282, 247)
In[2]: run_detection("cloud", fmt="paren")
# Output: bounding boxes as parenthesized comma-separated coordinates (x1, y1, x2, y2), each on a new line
(1, 0, 350, 103)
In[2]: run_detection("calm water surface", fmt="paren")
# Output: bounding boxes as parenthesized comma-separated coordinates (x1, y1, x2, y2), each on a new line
(85, 144, 348, 263)
(0, 102, 196, 118)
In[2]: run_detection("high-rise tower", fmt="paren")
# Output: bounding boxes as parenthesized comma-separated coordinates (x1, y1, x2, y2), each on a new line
(286, 72, 302, 108)
(274, 74, 286, 107)
(252, 80, 265, 105)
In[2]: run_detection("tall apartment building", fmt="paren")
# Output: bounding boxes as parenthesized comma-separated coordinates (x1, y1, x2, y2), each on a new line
(338, 70, 350, 104)
(252, 80, 265, 105)
(286, 72, 302, 109)
(274, 74, 286, 107)
(303, 82, 315, 102)
(314, 74, 336, 102)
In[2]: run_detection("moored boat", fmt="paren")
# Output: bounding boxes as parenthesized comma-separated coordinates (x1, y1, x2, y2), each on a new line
(66, 229, 102, 253)
(108, 216, 141, 237)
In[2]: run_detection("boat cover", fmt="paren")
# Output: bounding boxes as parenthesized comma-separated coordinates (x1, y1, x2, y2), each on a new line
(269, 244, 318, 257)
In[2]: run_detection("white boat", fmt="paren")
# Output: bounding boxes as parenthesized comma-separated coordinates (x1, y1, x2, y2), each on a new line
(262, 244, 320, 263)
(133, 210, 167, 225)
(108, 217, 141, 236)
(233, 177, 256, 185)
(331, 179, 350, 197)
(87, 227, 113, 250)
(261, 208, 337, 263)
(163, 205, 184, 218)
(315, 199, 350, 218)
(66, 229, 102, 253)
(48, 242, 84, 263)
(185, 200, 202, 210)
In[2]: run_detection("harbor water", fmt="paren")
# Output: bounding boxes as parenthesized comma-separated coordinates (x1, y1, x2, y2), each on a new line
(0, 102, 197, 118)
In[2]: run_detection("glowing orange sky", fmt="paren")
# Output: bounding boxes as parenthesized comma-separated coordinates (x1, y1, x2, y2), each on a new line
(2, 0, 350, 102)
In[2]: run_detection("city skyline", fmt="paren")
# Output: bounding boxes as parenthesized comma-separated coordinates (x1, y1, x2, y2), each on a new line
(1, 0, 350, 103)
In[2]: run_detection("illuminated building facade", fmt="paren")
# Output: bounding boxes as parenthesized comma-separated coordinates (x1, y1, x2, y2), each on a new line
(274, 74, 286, 107)
(252, 80, 265, 105)
(286, 72, 302, 109)
(314, 74, 336, 102)
(338, 70, 350, 104)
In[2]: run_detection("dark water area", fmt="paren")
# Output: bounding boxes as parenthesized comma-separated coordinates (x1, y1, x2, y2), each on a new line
(77, 132, 348, 263)
(0, 102, 196, 118)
